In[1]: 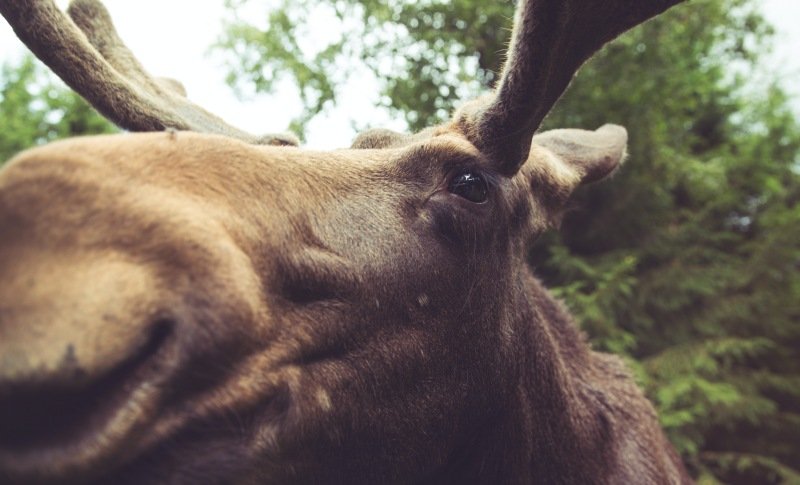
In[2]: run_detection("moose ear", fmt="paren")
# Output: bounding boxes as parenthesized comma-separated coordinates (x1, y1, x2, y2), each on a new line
(532, 124, 628, 185)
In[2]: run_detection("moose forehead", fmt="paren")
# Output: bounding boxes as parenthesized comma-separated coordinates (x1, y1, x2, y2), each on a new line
(0, 129, 557, 238)
(0, 129, 561, 329)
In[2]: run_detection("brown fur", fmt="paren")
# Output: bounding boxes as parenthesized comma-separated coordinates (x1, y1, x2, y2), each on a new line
(0, 129, 691, 484)
(0, 0, 693, 483)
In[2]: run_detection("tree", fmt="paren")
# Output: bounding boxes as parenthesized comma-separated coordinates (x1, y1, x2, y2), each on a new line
(0, 55, 115, 164)
(216, 0, 511, 137)
(537, 4, 800, 481)
(219, 1, 800, 482)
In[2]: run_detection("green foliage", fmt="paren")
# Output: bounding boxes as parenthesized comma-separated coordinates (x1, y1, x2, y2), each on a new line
(220, 0, 800, 481)
(0, 55, 115, 164)
(536, 1, 800, 483)
(216, 0, 511, 136)
(536, 3, 800, 481)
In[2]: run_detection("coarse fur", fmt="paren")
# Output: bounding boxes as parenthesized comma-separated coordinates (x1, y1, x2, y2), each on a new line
(0, 0, 692, 483)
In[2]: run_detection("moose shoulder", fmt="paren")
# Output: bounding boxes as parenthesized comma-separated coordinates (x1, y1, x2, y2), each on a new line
(0, 0, 692, 483)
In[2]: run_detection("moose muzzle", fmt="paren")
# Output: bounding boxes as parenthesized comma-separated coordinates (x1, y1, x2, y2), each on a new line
(0, 135, 272, 482)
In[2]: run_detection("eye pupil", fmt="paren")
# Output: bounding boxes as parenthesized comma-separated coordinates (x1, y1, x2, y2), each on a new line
(448, 171, 488, 203)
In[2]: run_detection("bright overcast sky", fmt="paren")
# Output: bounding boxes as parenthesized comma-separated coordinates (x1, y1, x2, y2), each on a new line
(1, 1, 799, 148)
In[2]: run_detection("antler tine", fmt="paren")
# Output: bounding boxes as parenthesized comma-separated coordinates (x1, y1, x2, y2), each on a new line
(468, 0, 684, 176)
(0, 0, 297, 146)
(66, 0, 188, 99)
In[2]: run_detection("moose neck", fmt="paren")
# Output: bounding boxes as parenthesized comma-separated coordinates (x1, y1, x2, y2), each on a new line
(517, 269, 616, 482)
(429, 265, 619, 484)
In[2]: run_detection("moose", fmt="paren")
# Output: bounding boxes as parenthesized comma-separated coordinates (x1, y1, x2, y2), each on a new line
(0, 0, 693, 483)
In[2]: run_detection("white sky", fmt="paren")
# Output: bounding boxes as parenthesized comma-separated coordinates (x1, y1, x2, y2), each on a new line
(1, 1, 799, 148)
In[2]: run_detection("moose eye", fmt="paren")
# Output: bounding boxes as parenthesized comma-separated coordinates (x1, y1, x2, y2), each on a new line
(447, 171, 488, 203)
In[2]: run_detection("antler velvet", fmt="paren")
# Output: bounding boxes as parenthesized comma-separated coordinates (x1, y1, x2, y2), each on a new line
(468, 0, 685, 176)
(0, 0, 297, 146)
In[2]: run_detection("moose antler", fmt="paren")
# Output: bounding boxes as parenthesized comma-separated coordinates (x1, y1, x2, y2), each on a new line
(467, 0, 684, 176)
(0, 0, 297, 146)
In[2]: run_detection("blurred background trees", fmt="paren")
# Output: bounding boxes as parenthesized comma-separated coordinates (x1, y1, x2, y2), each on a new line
(2, 0, 798, 482)
(0, 55, 115, 163)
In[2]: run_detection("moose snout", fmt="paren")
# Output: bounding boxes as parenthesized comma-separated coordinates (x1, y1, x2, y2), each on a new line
(0, 150, 269, 480)
(0, 249, 175, 462)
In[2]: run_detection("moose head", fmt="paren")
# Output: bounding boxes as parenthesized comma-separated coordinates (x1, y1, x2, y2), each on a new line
(0, 0, 692, 483)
